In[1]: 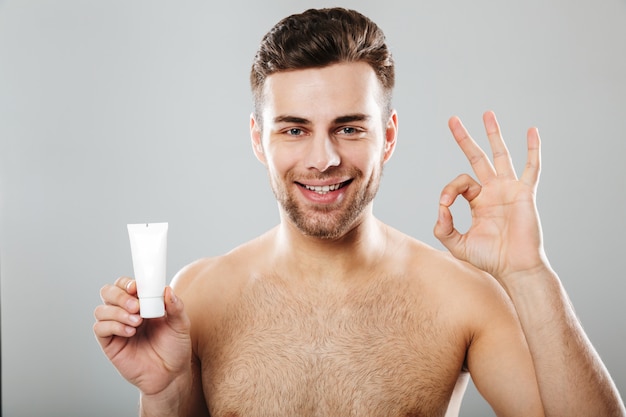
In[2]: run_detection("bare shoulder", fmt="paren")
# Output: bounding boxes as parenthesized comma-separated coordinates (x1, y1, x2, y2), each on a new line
(386, 226, 517, 321)
(386, 226, 487, 281)
(170, 252, 247, 299)
(169, 231, 274, 325)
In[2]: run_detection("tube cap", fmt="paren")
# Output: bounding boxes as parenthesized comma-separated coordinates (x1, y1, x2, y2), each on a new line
(139, 296, 165, 318)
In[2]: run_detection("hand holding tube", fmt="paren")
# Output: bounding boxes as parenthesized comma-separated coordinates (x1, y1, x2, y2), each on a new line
(93, 277, 192, 397)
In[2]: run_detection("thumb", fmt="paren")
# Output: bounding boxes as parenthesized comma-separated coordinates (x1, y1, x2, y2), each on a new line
(434, 204, 465, 259)
(163, 286, 190, 334)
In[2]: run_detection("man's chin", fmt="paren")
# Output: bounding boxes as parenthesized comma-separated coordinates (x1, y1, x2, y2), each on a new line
(292, 212, 359, 240)
(295, 222, 343, 240)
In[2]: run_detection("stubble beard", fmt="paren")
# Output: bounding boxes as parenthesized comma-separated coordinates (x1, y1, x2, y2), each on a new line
(270, 166, 383, 240)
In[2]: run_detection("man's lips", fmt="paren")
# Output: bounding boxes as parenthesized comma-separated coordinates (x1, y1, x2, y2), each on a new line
(296, 179, 353, 195)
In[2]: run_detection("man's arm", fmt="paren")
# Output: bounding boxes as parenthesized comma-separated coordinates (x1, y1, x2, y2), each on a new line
(449, 261, 545, 417)
(507, 265, 623, 416)
(434, 111, 625, 416)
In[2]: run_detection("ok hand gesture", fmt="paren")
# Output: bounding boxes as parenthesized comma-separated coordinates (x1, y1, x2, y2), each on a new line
(434, 111, 549, 286)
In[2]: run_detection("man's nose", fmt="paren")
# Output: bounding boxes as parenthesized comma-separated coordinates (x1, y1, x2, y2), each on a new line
(305, 134, 341, 172)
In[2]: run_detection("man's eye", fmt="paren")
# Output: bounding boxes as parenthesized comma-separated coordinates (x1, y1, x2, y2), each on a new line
(338, 126, 362, 136)
(286, 128, 303, 136)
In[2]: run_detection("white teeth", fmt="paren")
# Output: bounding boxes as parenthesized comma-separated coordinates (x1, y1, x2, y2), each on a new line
(304, 183, 343, 194)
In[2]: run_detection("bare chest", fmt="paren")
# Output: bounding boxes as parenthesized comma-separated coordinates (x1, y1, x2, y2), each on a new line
(199, 275, 468, 417)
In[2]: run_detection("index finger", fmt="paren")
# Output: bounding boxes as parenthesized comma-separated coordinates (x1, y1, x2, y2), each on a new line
(448, 115, 496, 182)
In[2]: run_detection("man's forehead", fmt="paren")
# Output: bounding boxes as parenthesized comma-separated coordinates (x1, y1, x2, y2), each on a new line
(261, 63, 384, 123)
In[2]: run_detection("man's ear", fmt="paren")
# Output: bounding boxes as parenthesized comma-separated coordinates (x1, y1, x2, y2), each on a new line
(383, 110, 398, 163)
(250, 113, 266, 165)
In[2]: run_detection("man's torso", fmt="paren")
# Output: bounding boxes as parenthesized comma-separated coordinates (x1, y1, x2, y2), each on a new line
(180, 228, 480, 417)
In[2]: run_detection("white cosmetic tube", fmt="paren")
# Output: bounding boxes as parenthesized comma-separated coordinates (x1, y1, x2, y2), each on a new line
(127, 222, 168, 318)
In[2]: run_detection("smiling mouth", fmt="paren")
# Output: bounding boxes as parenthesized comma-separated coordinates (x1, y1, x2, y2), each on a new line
(298, 180, 352, 195)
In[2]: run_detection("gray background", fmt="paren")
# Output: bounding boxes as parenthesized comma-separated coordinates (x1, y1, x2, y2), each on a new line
(1, 0, 624, 416)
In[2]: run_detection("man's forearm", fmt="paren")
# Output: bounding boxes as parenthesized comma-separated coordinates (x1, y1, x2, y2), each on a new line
(505, 267, 625, 416)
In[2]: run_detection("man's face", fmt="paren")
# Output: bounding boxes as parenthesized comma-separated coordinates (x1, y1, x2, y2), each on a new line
(251, 62, 397, 239)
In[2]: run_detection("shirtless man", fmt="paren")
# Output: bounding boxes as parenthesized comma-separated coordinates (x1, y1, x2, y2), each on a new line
(93, 7, 625, 417)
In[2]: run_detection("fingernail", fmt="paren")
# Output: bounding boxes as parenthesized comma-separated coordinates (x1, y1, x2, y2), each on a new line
(129, 314, 141, 324)
(440, 194, 451, 205)
(126, 298, 139, 311)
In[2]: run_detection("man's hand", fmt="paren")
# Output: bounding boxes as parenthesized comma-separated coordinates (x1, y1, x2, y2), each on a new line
(434, 110, 549, 286)
(93, 277, 192, 396)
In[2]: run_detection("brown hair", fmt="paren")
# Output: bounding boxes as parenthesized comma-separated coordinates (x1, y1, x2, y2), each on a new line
(250, 8, 395, 126)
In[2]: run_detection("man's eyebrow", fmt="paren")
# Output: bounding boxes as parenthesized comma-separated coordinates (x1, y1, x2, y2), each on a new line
(273, 113, 371, 125)
(334, 114, 371, 124)
(273, 115, 311, 125)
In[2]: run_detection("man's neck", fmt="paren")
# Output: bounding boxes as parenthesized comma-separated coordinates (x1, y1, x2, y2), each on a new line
(272, 213, 388, 279)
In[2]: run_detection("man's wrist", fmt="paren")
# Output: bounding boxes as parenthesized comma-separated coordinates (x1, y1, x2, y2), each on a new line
(139, 375, 191, 417)
(496, 261, 556, 294)
(497, 263, 570, 321)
